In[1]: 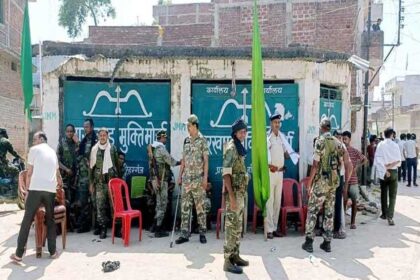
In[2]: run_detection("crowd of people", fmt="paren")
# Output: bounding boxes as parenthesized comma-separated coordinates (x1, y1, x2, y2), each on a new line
(2, 113, 417, 274)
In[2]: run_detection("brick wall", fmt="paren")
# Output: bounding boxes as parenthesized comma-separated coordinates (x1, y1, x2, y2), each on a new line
(0, 0, 24, 55)
(0, 55, 25, 156)
(87, 26, 160, 45)
(87, 24, 213, 47)
(0, 0, 25, 156)
(88, 0, 383, 60)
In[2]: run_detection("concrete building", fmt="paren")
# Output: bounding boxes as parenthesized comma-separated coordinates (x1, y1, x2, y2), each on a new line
(384, 75, 420, 108)
(35, 42, 354, 214)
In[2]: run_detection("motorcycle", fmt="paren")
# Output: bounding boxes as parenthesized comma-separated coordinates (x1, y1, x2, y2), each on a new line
(0, 157, 25, 209)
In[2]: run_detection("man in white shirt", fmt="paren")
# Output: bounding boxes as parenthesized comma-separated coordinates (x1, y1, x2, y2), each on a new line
(397, 133, 407, 183)
(404, 133, 418, 187)
(374, 128, 401, 226)
(266, 111, 290, 239)
(10, 132, 62, 262)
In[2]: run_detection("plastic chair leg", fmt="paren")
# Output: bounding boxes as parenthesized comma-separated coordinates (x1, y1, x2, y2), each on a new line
(139, 213, 142, 241)
(62, 217, 66, 249)
(112, 217, 116, 244)
(216, 210, 221, 239)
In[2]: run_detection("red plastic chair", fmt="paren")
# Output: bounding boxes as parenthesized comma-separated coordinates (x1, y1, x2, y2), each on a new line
(280, 178, 305, 235)
(108, 178, 142, 246)
(216, 185, 226, 239)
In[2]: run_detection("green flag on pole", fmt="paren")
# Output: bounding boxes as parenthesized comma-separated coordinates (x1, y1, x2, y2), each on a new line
(251, 0, 269, 216)
(21, 1, 33, 119)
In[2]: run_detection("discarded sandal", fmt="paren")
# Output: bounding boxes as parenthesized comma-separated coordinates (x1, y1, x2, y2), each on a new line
(102, 261, 120, 273)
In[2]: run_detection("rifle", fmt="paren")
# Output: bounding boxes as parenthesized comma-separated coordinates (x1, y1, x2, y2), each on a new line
(147, 144, 162, 193)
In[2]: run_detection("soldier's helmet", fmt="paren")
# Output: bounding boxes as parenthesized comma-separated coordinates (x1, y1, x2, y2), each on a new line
(157, 130, 167, 139)
(320, 117, 331, 130)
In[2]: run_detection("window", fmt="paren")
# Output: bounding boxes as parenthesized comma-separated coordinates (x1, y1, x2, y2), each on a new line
(320, 85, 342, 100)
(0, 0, 4, 24)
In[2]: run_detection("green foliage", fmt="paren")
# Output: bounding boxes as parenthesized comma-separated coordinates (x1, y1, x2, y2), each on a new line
(58, 0, 116, 38)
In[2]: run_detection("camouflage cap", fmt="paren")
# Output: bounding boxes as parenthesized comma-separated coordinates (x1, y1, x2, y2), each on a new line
(187, 114, 199, 125)
(320, 117, 331, 129)
(157, 130, 167, 139)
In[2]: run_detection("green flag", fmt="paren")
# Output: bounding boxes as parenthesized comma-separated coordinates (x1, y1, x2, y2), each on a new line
(21, 1, 33, 119)
(251, 0, 269, 216)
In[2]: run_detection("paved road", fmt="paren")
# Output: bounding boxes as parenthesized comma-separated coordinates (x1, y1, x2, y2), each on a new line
(1, 183, 419, 280)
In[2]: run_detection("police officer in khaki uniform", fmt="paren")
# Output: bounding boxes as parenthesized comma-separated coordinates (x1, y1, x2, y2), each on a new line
(223, 119, 249, 274)
(176, 114, 209, 245)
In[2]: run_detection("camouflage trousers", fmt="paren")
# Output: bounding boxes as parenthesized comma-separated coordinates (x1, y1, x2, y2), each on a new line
(0, 162, 19, 181)
(180, 181, 206, 238)
(94, 180, 111, 228)
(75, 175, 92, 230)
(305, 178, 336, 242)
(224, 191, 245, 259)
(155, 182, 168, 227)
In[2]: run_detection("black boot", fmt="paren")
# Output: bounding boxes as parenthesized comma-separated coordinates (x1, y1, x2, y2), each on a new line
(149, 220, 157, 233)
(77, 226, 90, 234)
(99, 227, 107, 239)
(320, 240, 331, 252)
(175, 236, 189, 244)
(232, 255, 249, 267)
(223, 258, 243, 274)
(199, 234, 207, 244)
(154, 226, 169, 238)
(93, 227, 101, 235)
(302, 237, 314, 253)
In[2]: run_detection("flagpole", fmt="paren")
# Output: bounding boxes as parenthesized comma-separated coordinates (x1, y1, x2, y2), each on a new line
(24, 109, 29, 159)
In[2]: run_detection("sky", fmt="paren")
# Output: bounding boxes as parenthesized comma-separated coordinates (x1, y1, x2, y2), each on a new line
(28, 0, 420, 96)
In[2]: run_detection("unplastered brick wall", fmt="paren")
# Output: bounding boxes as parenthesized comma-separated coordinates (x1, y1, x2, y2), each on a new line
(0, 55, 25, 156)
(0, 0, 24, 55)
(89, 0, 383, 60)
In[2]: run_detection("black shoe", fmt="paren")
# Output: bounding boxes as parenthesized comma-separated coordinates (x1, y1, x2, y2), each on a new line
(77, 227, 90, 234)
(388, 219, 395, 226)
(380, 214, 387, 220)
(414, 183, 418, 187)
(232, 255, 249, 267)
(199, 234, 207, 244)
(407, 184, 411, 187)
(320, 241, 331, 252)
(273, 231, 283, 238)
(175, 236, 189, 244)
(93, 228, 101, 235)
(149, 220, 157, 233)
(154, 226, 169, 238)
(224, 259, 243, 274)
(267, 232, 274, 239)
(100, 228, 107, 239)
(302, 237, 313, 253)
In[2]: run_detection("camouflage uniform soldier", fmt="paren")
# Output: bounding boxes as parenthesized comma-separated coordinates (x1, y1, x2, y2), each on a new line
(223, 119, 249, 274)
(75, 119, 97, 233)
(89, 128, 120, 239)
(57, 124, 79, 230)
(0, 128, 21, 183)
(175, 114, 209, 245)
(302, 117, 344, 253)
(150, 130, 180, 238)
